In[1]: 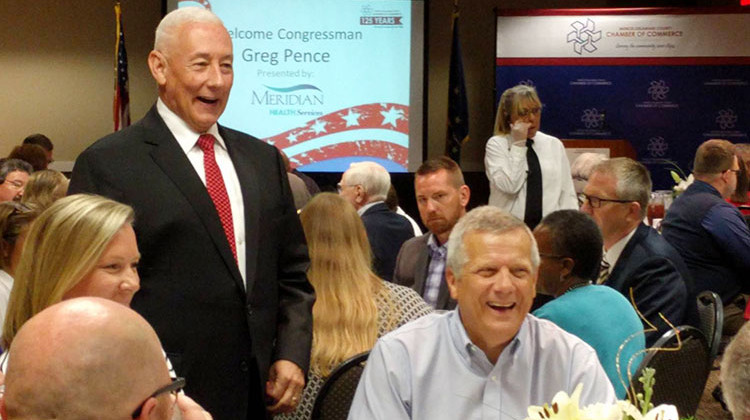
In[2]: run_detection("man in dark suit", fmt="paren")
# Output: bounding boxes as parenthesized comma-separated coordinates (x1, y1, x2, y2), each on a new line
(68, 8, 314, 419)
(393, 157, 469, 309)
(338, 161, 413, 281)
(581, 158, 692, 346)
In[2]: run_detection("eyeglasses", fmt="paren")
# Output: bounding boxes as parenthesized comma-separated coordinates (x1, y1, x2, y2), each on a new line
(725, 168, 740, 175)
(516, 106, 542, 118)
(131, 377, 185, 418)
(336, 182, 360, 193)
(578, 193, 633, 208)
(0, 179, 25, 190)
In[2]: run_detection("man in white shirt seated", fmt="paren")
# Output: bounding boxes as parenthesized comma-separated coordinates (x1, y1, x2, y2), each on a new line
(348, 206, 615, 420)
(0, 298, 211, 420)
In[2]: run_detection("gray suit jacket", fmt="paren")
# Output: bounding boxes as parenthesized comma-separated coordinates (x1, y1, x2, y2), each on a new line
(393, 234, 456, 310)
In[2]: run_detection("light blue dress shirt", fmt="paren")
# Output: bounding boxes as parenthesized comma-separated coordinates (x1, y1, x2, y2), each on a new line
(349, 310, 616, 420)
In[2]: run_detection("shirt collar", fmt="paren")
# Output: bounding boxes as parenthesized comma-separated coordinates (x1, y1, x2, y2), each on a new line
(604, 225, 638, 268)
(448, 308, 526, 368)
(357, 200, 383, 216)
(156, 98, 225, 153)
(427, 234, 447, 256)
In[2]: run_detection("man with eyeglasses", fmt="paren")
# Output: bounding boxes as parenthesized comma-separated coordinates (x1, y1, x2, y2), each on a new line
(0, 160, 32, 203)
(662, 139, 750, 337)
(338, 161, 414, 281)
(0, 297, 211, 420)
(581, 158, 691, 346)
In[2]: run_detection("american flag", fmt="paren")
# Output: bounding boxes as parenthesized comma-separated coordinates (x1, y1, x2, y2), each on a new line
(262, 102, 409, 170)
(113, 2, 130, 131)
(446, 1, 469, 163)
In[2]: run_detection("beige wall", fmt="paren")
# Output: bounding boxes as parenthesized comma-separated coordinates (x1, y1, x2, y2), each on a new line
(1, 0, 734, 170)
(0, 0, 160, 166)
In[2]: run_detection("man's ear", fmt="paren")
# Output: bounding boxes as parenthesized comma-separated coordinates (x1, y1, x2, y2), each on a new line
(458, 185, 471, 207)
(560, 257, 575, 279)
(137, 396, 160, 420)
(446, 267, 459, 300)
(628, 202, 643, 222)
(148, 51, 168, 86)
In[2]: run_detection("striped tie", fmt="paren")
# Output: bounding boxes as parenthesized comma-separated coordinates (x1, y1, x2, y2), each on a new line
(597, 258, 611, 285)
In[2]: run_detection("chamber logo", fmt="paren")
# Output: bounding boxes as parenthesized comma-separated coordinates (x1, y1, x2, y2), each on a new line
(567, 19, 601, 55)
(647, 137, 669, 158)
(581, 108, 604, 129)
(647, 80, 669, 101)
(716, 109, 738, 130)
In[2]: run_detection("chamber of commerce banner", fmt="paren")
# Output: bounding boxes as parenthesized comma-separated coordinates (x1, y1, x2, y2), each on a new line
(496, 8, 750, 188)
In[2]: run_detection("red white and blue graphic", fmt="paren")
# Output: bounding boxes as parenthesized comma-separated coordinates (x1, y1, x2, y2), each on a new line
(180, 0, 415, 172)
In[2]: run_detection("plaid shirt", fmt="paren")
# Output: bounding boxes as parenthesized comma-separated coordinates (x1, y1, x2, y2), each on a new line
(424, 234, 447, 308)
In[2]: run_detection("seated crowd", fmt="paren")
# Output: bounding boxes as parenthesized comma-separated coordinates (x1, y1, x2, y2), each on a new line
(2, 132, 750, 419)
(1, 7, 749, 420)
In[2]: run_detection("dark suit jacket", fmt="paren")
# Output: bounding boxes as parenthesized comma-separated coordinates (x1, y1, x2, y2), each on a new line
(393, 234, 456, 310)
(361, 202, 414, 282)
(68, 106, 314, 419)
(605, 223, 692, 346)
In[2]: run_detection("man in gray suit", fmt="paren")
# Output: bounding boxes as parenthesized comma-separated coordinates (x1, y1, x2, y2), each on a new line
(393, 157, 470, 309)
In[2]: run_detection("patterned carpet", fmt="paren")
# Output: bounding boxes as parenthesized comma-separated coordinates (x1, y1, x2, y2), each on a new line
(695, 357, 732, 420)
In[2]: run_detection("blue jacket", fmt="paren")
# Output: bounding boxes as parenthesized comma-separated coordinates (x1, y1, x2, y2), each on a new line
(605, 223, 692, 346)
(662, 180, 750, 305)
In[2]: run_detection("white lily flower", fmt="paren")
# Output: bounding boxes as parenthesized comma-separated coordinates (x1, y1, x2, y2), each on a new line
(525, 384, 583, 419)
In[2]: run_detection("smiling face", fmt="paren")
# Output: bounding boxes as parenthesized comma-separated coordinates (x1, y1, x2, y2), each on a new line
(415, 170, 469, 244)
(446, 228, 537, 361)
(63, 224, 141, 306)
(0, 171, 30, 202)
(149, 21, 233, 133)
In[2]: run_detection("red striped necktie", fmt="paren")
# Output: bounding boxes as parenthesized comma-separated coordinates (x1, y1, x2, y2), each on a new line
(197, 134, 237, 261)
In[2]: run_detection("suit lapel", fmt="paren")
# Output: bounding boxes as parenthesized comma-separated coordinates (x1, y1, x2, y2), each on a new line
(608, 223, 647, 286)
(143, 108, 246, 294)
(222, 127, 260, 296)
(412, 236, 430, 295)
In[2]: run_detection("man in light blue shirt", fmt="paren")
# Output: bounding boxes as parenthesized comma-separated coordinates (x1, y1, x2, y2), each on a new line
(349, 206, 615, 420)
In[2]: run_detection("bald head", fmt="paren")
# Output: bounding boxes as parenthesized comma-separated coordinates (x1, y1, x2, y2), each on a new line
(2, 298, 171, 420)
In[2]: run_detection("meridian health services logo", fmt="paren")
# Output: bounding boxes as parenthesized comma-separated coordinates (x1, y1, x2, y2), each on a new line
(647, 80, 669, 101)
(567, 19, 602, 55)
(251, 84, 324, 110)
(716, 109, 738, 130)
(647, 137, 669, 158)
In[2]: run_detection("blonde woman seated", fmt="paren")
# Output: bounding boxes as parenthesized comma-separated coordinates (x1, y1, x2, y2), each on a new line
(276, 193, 432, 420)
(20, 169, 69, 209)
(0, 202, 41, 332)
(0, 194, 175, 381)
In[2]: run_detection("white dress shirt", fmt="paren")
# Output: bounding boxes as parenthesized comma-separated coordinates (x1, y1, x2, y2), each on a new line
(604, 226, 638, 269)
(156, 99, 247, 284)
(349, 310, 615, 419)
(485, 130, 578, 220)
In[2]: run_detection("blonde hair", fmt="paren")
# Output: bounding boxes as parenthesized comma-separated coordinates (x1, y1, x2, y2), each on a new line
(300, 193, 396, 376)
(3, 194, 134, 348)
(21, 170, 69, 209)
(493, 85, 542, 136)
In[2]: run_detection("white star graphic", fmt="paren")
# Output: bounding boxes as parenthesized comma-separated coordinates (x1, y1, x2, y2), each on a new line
(286, 132, 298, 144)
(341, 110, 361, 127)
(311, 120, 327, 134)
(380, 107, 404, 128)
